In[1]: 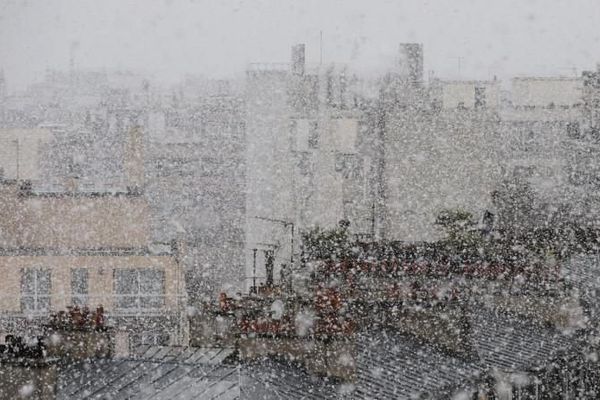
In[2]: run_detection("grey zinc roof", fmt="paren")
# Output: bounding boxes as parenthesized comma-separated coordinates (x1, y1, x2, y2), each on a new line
(562, 255, 600, 324)
(348, 307, 577, 399)
(55, 347, 337, 400)
(132, 345, 236, 365)
(56, 360, 240, 400)
(240, 360, 338, 400)
(55, 309, 578, 400)
(352, 330, 483, 400)
(562, 255, 600, 291)
(56, 347, 240, 400)
(469, 308, 575, 373)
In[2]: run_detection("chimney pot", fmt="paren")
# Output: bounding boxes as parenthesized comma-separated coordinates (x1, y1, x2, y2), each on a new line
(291, 44, 306, 76)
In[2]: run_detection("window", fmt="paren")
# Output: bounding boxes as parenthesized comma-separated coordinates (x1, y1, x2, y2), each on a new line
(474, 86, 486, 109)
(566, 122, 581, 139)
(21, 268, 51, 313)
(335, 154, 363, 179)
(139, 331, 170, 346)
(308, 121, 319, 149)
(264, 250, 274, 287)
(71, 268, 89, 307)
(114, 269, 165, 310)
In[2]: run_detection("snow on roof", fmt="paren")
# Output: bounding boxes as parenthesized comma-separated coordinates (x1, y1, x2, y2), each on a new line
(470, 309, 575, 373)
(55, 346, 338, 400)
(562, 255, 600, 291)
(54, 308, 577, 400)
(354, 330, 483, 399)
(56, 347, 238, 400)
(240, 359, 338, 400)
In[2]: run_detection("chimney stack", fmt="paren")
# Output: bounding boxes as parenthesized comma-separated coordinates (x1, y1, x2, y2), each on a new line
(398, 43, 423, 83)
(64, 176, 79, 193)
(125, 125, 144, 193)
(291, 44, 306, 76)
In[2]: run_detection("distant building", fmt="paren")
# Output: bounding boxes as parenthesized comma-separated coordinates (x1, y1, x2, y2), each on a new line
(0, 128, 53, 180)
(431, 79, 501, 110)
(398, 43, 424, 83)
(244, 44, 375, 291)
(511, 76, 583, 108)
(144, 97, 246, 300)
(5, 48, 600, 300)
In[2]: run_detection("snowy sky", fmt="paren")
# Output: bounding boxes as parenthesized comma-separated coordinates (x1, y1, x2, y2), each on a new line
(1, 0, 599, 90)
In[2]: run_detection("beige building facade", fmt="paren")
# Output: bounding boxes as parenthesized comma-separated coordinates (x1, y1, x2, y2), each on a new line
(511, 77, 583, 108)
(0, 179, 187, 346)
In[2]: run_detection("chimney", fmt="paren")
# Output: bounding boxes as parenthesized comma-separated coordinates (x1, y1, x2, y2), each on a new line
(64, 176, 79, 193)
(18, 180, 32, 197)
(398, 43, 424, 83)
(125, 125, 144, 193)
(291, 44, 306, 76)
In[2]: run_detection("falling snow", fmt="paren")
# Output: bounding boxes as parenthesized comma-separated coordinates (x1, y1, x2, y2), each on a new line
(1, 1, 600, 399)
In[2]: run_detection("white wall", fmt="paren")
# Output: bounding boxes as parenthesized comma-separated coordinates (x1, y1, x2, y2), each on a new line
(512, 78, 582, 107)
(0, 128, 53, 180)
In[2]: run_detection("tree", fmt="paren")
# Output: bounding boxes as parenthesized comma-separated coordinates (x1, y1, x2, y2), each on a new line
(434, 208, 485, 263)
(491, 178, 536, 242)
(301, 220, 352, 262)
(435, 209, 476, 241)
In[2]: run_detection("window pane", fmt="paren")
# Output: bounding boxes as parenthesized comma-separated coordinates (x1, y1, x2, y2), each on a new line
(37, 296, 50, 312)
(140, 270, 164, 294)
(115, 269, 141, 309)
(71, 269, 88, 294)
(21, 269, 51, 312)
(115, 269, 139, 296)
(140, 270, 165, 309)
(21, 296, 35, 312)
(21, 269, 35, 295)
(140, 294, 163, 309)
(37, 270, 51, 295)
(71, 268, 89, 306)
(117, 295, 138, 309)
(72, 296, 86, 307)
(115, 269, 165, 309)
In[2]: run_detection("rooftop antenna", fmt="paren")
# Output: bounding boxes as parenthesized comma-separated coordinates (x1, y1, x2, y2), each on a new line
(319, 30, 323, 65)
(448, 56, 463, 77)
(69, 41, 79, 71)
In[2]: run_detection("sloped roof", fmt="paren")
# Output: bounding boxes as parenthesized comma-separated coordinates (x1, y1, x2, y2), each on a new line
(54, 307, 578, 400)
(55, 347, 338, 400)
(132, 345, 235, 365)
(240, 359, 338, 400)
(353, 330, 483, 399)
(470, 308, 576, 373)
(56, 347, 238, 400)
(562, 255, 600, 322)
(348, 306, 577, 399)
(562, 255, 600, 291)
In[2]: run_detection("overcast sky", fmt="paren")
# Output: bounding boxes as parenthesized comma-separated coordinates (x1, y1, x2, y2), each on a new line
(1, 0, 599, 91)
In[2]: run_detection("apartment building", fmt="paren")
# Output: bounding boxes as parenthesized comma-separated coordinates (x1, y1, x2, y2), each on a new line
(145, 95, 246, 301)
(244, 44, 376, 291)
(0, 178, 186, 347)
(0, 128, 54, 181)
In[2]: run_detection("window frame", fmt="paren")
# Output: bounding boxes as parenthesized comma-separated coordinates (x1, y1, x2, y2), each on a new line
(21, 267, 51, 314)
(71, 268, 89, 307)
(113, 268, 166, 312)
